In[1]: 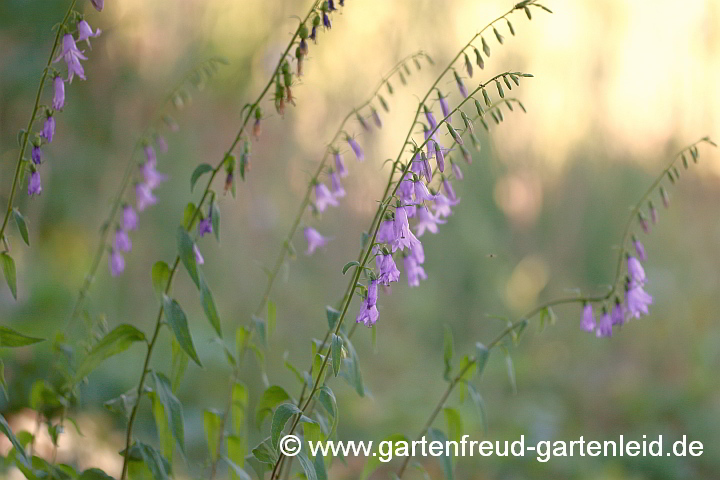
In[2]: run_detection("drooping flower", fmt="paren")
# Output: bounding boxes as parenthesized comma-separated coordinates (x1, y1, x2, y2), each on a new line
(455, 71, 469, 98)
(314, 182, 339, 212)
(419, 152, 432, 182)
(649, 201, 658, 224)
(632, 236, 647, 262)
(330, 171, 346, 198)
(397, 176, 414, 205)
(452, 163, 464, 180)
(114, 228, 132, 252)
(580, 303, 595, 332)
(52, 75, 65, 110)
(144, 145, 157, 165)
(123, 204, 138, 231)
(77, 20, 101, 49)
(41, 115, 55, 143)
(611, 299, 626, 326)
(334, 152, 348, 177)
(638, 212, 650, 234)
(28, 170, 42, 196)
(660, 186, 670, 209)
(91, 0, 104, 12)
(626, 282, 652, 319)
(109, 249, 125, 277)
(409, 238, 425, 264)
(376, 219, 395, 244)
(356, 279, 379, 327)
(404, 254, 427, 287)
(31, 145, 43, 165)
(348, 136, 364, 161)
(371, 108, 382, 128)
(424, 106, 437, 131)
(438, 92, 451, 121)
(443, 177, 457, 201)
(54, 34, 87, 82)
(414, 180, 435, 204)
(198, 217, 212, 237)
(155, 134, 168, 154)
(140, 161, 168, 189)
(376, 252, 400, 285)
(415, 206, 445, 236)
(193, 244, 204, 265)
(595, 309, 613, 338)
(432, 193, 459, 218)
(627, 255, 646, 285)
(323, 12, 331, 29)
(392, 209, 422, 252)
(135, 183, 157, 212)
(304, 227, 331, 255)
(434, 143, 445, 172)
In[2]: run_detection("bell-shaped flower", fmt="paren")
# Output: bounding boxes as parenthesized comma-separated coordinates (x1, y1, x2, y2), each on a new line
(415, 206, 445, 236)
(580, 303, 595, 333)
(123, 205, 138, 231)
(114, 228, 132, 252)
(304, 227, 331, 255)
(109, 249, 125, 277)
(314, 182, 339, 212)
(54, 34, 87, 82)
(77, 20, 101, 49)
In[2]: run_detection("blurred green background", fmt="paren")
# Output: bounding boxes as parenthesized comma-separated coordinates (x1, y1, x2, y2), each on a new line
(1, 0, 720, 479)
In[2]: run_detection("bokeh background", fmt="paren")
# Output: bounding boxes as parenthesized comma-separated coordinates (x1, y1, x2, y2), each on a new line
(2, 0, 720, 479)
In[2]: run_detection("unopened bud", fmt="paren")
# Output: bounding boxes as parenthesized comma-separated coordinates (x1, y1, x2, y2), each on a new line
(660, 186, 670, 208)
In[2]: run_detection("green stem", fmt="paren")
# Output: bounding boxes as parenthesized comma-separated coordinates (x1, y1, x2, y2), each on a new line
(119, 3, 321, 477)
(0, 0, 78, 246)
(394, 136, 716, 479)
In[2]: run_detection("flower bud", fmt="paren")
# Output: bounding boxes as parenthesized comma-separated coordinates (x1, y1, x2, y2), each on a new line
(295, 47, 305, 76)
(454, 70, 468, 98)
(371, 107, 382, 128)
(660, 186, 670, 208)
(638, 211, 650, 234)
(446, 123, 463, 145)
(464, 52, 473, 78)
(474, 47, 485, 70)
(648, 200, 658, 224)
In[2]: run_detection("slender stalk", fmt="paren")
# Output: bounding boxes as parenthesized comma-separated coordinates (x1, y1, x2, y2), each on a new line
(394, 136, 716, 478)
(206, 51, 427, 480)
(270, 71, 520, 480)
(119, 4, 321, 478)
(0, 0, 78, 244)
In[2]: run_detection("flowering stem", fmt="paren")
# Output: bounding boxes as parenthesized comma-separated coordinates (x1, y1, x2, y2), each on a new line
(394, 136, 716, 479)
(119, 4, 322, 478)
(270, 71, 521, 480)
(0, 0, 78, 246)
(67, 58, 225, 327)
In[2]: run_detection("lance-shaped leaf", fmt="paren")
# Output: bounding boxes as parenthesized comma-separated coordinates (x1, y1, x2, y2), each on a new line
(74, 325, 145, 382)
(0, 326, 44, 348)
(1, 413, 30, 467)
(232, 382, 249, 434)
(255, 385, 291, 427)
(331, 334, 343, 376)
(317, 386, 338, 437)
(190, 163, 214, 192)
(204, 409, 223, 461)
(1, 253, 17, 300)
(200, 274, 222, 337)
(12, 209, 29, 246)
(428, 428, 453, 480)
(176, 226, 200, 288)
(151, 261, 171, 301)
(271, 403, 303, 450)
(151, 371, 185, 453)
(134, 442, 171, 480)
(163, 295, 202, 366)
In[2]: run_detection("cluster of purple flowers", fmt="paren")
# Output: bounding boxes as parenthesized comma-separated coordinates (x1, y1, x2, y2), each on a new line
(29, 17, 102, 197)
(109, 143, 169, 276)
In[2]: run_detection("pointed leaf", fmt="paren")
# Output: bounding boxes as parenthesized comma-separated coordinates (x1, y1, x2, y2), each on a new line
(212, 201, 221, 242)
(232, 382, 249, 434)
(12, 209, 29, 246)
(331, 334, 342, 376)
(163, 295, 202, 366)
(1, 253, 17, 299)
(151, 261, 171, 301)
(0, 326, 44, 348)
(317, 386, 338, 437)
(176, 227, 200, 288)
(73, 325, 145, 381)
(296, 449, 317, 480)
(191, 163, 214, 192)
(255, 385, 291, 427)
(170, 337, 188, 393)
(271, 403, 301, 450)
(151, 371, 185, 453)
(326, 306, 340, 330)
(475, 342, 490, 377)
(200, 275, 222, 337)
(443, 407, 463, 444)
(227, 434, 247, 477)
(224, 454, 251, 480)
(0, 413, 30, 468)
(250, 438, 278, 465)
(204, 409, 223, 461)
(135, 442, 171, 480)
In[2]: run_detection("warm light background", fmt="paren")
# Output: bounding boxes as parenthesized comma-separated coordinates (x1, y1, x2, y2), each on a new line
(1, 0, 720, 479)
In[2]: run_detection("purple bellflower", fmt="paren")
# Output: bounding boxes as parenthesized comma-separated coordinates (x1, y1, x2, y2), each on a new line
(31, 145, 43, 165)
(397, 176, 414, 205)
(28, 170, 42, 196)
(596, 309, 613, 338)
(41, 115, 55, 143)
(626, 282, 652, 319)
(123, 205, 138, 231)
(314, 182, 339, 211)
(433, 193, 459, 218)
(77, 20, 101, 49)
(140, 160, 168, 189)
(452, 163, 464, 180)
(376, 252, 401, 285)
(114, 228, 132, 252)
(414, 180, 435, 204)
(52, 75, 65, 110)
(304, 227, 331, 255)
(376, 219, 395, 244)
(330, 171, 346, 198)
(627, 255, 646, 285)
(109, 249, 125, 277)
(404, 254, 427, 287)
(633, 236, 647, 262)
(54, 34, 87, 82)
(611, 299, 626, 326)
(424, 107, 437, 131)
(435, 143, 446, 172)
(580, 303, 595, 333)
(144, 144, 157, 164)
(438, 92, 451, 121)
(198, 217, 212, 237)
(155, 134, 168, 154)
(415, 206, 445, 236)
(348, 136, 364, 161)
(135, 183, 157, 212)
(443, 177, 457, 201)
(91, 0, 104, 11)
(356, 279, 379, 327)
(334, 152, 348, 177)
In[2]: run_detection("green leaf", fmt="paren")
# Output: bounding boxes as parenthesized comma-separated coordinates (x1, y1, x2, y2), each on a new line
(227, 435, 247, 479)
(200, 275, 222, 337)
(151, 371, 185, 453)
(191, 163, 214, 192)
(270, 403, 301, 450)
(0, 326, 44, 348)
(12, 209, 29, 246)
(73, 324, 145, 381)
(504, 349, 517, 394)
(465, 382, 487, 434)
(475, 342, 490, 377)
(428, 428, 453, 480)
(317, 386, 338, 437)
(231, 382, 249, 434)
(338, 335, 365, 397)
(104, 388, 148, 418)
(252, 316, 267, 349)
(176, 227, 200, 289)
(135, 442, 171, 480)
(204, 409, 223, 461)
(212, 201, 221, 242)
(359, 433, 408, 480)
(255, 385, 291, 428)
(342, 261, 359, 274)
(151, 261, 171, 301)
(443, 407, 463, 444)
(1, 253, 17, 300)
(78, 468, 116, 480)
(267, 301, 277, 337)
(331, 334, 343, 377)
(162, 295, 202, 366)
(296, 449, 318, 480)
(224, 454, 251, 480)
(150, 392, 174, 461)
(314, 450, 327, 480)
(250, 438, 278, 465)
(170, 337, 189, 393)
(245, 453, 270, 480)
(326, 306, 341, 330)
(0, 359, 7, 400)
(443, 325, 453, 380)
(1, 413, 31, 467)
